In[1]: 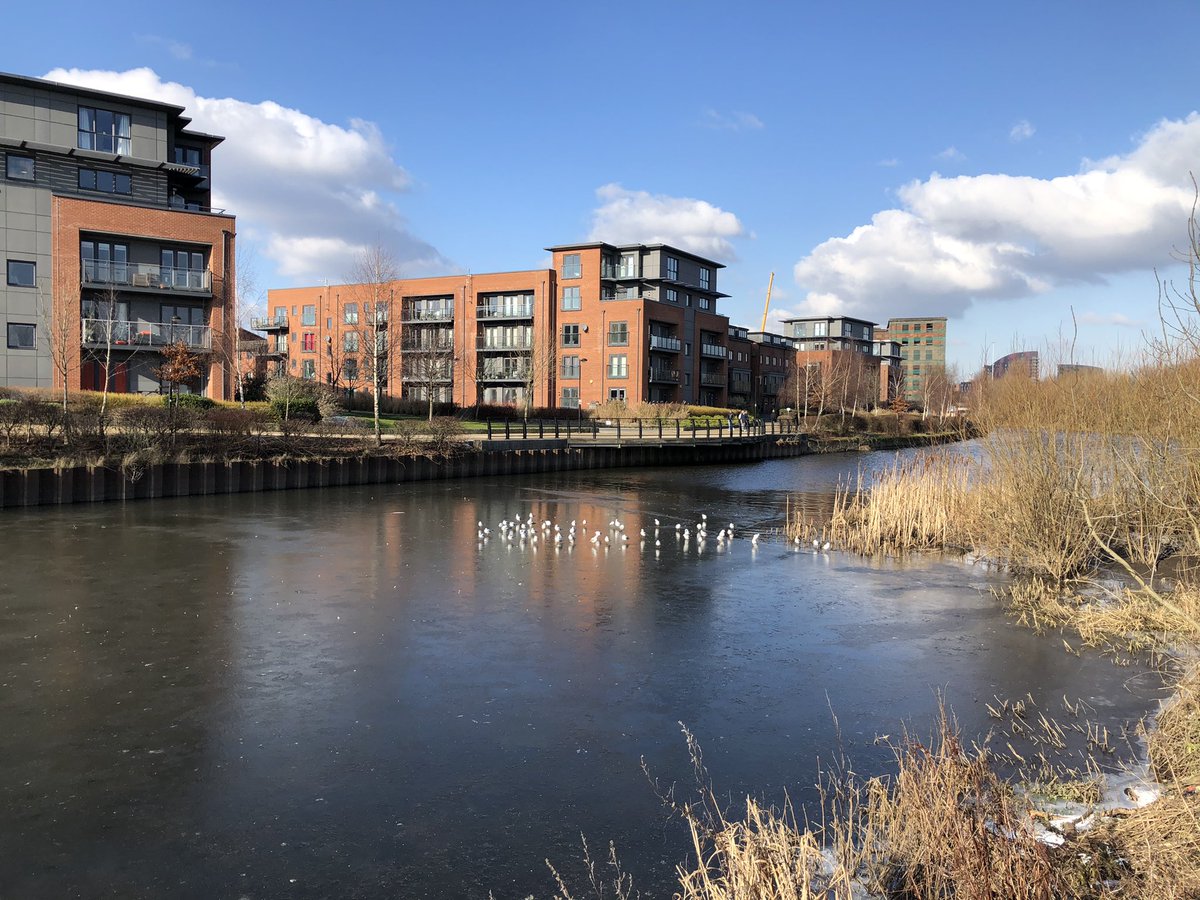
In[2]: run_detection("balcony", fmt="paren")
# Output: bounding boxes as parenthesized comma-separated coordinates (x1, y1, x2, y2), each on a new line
(400, 341, 453, 353)
(649, 367, 680, 384)
(700, 343, 728, 359)
(601, 265, 640, 279)
(400, 308, 453, 323)
(476, 303, 534, 320)
(81, 318, 212, 352)
(478, 367, 530, 382)
(251, 316, 289, 331)
(401, 370, 453, 383)
(601, 290, 641, 302)
(81, 261, 212, 295)
(649, 334, 681, 353)
(700, 372, 726, 387)
(477, 335, 533, 351)
(730, 378, 753, 395)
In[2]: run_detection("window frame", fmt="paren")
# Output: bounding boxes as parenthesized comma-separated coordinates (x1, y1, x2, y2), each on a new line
(78, 105, 132, 155)
(665, 257, 678, 280)
(561, 323, 580, 347)
(6, 260, 36, 287)
(6, 322, 35, 350)
(561, 286, 581, 311)
(560, 354, 580, 379)
(699, 267, 710, 290)
(78, 167, 132, 195)
(561, 253, 581, 279)
(343, 332, 360, 353)
(6, 155, 34, 182)
(344, 303, 359, 324)
(607, 321, 629, 346)
(608, 353, 628, 378)
(302, 305, 317, 326)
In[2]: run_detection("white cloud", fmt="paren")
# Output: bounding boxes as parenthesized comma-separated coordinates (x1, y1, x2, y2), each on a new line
(1010, 119, 1035, 142)
(878, 158, 900, 167)
(43, 67, 445, 283)
(1077, 310, 1144, 328)
(702, 109, 764, 131)
(791, 113, 1200, 324)
(936, 145, 966, 162)
(588, 184, 745, 259)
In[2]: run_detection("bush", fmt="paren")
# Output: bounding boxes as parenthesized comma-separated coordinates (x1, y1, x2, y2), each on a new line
(269, 397, 321, 423)
(265, 375, 341, 419)
(164, 393, 216, 410)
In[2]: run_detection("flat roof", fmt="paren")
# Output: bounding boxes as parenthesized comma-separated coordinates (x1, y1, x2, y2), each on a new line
(0, 71, 187, 114)
(545, 241, 726, 269)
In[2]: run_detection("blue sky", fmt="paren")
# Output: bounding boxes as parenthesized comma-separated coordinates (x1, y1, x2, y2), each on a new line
(9, 0, 1200, 373)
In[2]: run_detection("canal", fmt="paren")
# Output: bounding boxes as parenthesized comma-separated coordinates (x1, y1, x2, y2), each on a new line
(0, 449, 1162, 898)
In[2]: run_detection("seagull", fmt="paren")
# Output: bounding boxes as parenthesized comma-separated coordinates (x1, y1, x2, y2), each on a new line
(701, 513, 707, 521)
(822, 541, 831, 551)
(654, 519, 660, 526)
(751, 533, 760, 545)
(812, 538, 820, 548)
(675, 523, 682, 531)
(640, 529, 646, 537)
(655, 539, 661, 547)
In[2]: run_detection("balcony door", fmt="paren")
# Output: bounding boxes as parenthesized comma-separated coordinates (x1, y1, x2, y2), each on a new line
(81, 240, 128, 285)
(161, 249, 205, 290)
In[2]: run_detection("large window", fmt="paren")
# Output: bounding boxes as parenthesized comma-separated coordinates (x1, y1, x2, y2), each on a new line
(561, 286, 581, 311)
(6, 323, 35, 350)
(302, 305, 316, 326)
(78, 168, 131, 195)
(560, 354, 580, 378)
(344, 303, 359, 324)
(608, 321, 628, 346)
(665, 288, 677, 303)
(561, 387, 580, 409)
(173, 146, 202, 167)
(698, 297, 711, 311)
(6, 155, 34, 181)
(6, 260, 35, 287)
(78, 106, 132, 155)
(665, 257, 678, 280)
(699, 267, 710, 290)
(562, 253, 581, 279)
(343, 358, 358, 381)
(344, 332, 359, 352)
(81, 241, 129, 283)
(302, 359, 316, 379)
(608, 354, 628, 378)
(561, 324, 580, 347)
(161, 249, 204, 289)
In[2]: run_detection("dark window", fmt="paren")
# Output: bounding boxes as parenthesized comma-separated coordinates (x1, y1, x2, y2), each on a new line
(6, 155, 34, 181)
(173, 146, 202, 167)
(7, 323, 35, 349)
(665, 257, 678, 280)
(562, 254, 581, 279)
(78, 168, 132, 195)
(7, 260, 35, 287)
(561, 324, 580, 347)
(78, 106, 132, 155)
(81, 240, 129, 284)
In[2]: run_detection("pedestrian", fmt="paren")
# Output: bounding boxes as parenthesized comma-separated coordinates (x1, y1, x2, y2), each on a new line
(739, 410, 749, 429)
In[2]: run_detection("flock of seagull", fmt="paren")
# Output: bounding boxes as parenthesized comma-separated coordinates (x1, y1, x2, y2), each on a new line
(476, 512, 833, 555)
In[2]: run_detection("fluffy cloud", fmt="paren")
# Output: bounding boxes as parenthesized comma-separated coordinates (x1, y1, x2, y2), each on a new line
(936, 145, 966, 162)
(789, 113, 1200, 324)
(1009, 120, 1036, 142)
(588, 184, 745, 259)
(43, 67, 445, 283)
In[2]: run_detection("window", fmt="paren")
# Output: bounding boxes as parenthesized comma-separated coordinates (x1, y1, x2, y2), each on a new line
(561, 324, 580, 347)
(609, 388, 626, 401)
(6, 155, 34, 181)
(302, 333, 316, 352)
(302, 359, 316, 379)
(913, 365, 921, 375)
(172, 146, 202, 167)
(344, 332, 359, 352)
(343, 358, 358, 381)
(560, 354, 580, 378)
(302, 305, 316, 326)
(925, 337, 934, 345)
(78, 168, 132, 195)
(901, 323, 910, 332)
(7, 323, 35, 349)
(698, 297, 711, 311)
(699, 267, 710, 290)
(344, 303, 359, 324)
(926, 350, 934, 361)
(665, 257, 678, 280)
(78, 106, 132, 155)
(608, 354, 628, 378)
(608, 321, 628, 346)
(561, 387, 580, 408)
(326, 318, 332, 330)
(685, 341, 692, 356)
(7, 260, 35, 287)
(273, 306, 287, 320)
(813, 322, 827, 337)
(81, 240, 129, 283)
(561, 286, 581, 310)
(665, 288, 677, 303)
(683, 293, 691, 307)
(562, 253, 581, 279)
(926, 323, 935, 331)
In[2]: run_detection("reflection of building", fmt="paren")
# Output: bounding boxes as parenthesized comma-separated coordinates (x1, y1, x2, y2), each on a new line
(1, 72, 236, 397)
(875, 317, 947, 405)
(992, 351, 1039, 380)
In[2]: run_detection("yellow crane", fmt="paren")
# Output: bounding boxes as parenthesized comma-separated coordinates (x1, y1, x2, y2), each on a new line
(760, 272, 775, 332)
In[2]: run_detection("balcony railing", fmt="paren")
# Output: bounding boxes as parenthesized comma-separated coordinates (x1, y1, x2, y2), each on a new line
(401, 370, 453, 382)
(476, 303, 534, 319)
(251, 316, 289, 331)
(400, 342, 453, 353)
(700, 343, 728, 359)
(700, 372, 726, 387)
(400, 308, 453, 322)
(81, 318, 212, 351)
(479, 367, 530, 382)
(649, 368, 680, 383)
(477, 336, 533, 350)
(81, 261, 212, 294)
(649, 334, 681, 352)
(601, 291, 641, 302)
(730, 378, 753, 394)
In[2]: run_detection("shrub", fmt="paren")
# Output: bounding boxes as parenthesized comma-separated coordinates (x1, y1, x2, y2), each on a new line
(164, 393, 216, 410)
(269, 396, 321, 423)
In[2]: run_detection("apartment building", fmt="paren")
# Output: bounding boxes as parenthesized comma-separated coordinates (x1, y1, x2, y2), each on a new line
(266, 242, 732, 410)
(873, 338, 903, 404)
(876, 317, 947, 406)
(748, 331, 793, 416)
(992, 350, 1039, 380)
(0, 72, 235, 397)
(780, 314, 881, 410)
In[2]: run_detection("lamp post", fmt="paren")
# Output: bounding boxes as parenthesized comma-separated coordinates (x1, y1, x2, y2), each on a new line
(578, 357, 588, 423)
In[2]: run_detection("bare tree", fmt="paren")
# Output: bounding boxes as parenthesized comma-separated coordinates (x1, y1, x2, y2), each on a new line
(79, 281, 129, 418)
(348, 245, 400, 446)
(400, 322, 455, 421)
(39, 277, 73, 415)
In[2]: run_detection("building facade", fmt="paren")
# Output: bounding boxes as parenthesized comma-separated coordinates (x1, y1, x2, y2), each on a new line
(875, 317, 947, 406)
(992, 350, 1039, 380)
(0, 72, 236, 398)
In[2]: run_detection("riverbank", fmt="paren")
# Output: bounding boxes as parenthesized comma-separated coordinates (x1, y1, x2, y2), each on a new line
(0, 430, 962, 508)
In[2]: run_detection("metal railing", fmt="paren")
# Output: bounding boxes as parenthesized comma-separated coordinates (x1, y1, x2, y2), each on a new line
(476, 303, 534, 319)
(649, 334, 681, 352)
(649, 368, 680, 383)
(81, 261, 212, 293)
(477, 336, 533, 350)
(730, 379, 753, 394)
(81, 318, 212, 351)
(479, 367, 531, 382)
(251, 316, 289, 331)
(700, 372, 726, 387)
(400, 308, 454, 322)
(700, 343, 728, 359)
(480, 417, 802, 443)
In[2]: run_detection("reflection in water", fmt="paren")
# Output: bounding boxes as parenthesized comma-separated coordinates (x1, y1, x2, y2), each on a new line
(0, 448, 1163, 899)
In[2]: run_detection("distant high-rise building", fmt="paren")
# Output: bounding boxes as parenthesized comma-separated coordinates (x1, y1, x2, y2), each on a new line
(875, 317, 947, 406)
(992, 350, 1039, 380)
